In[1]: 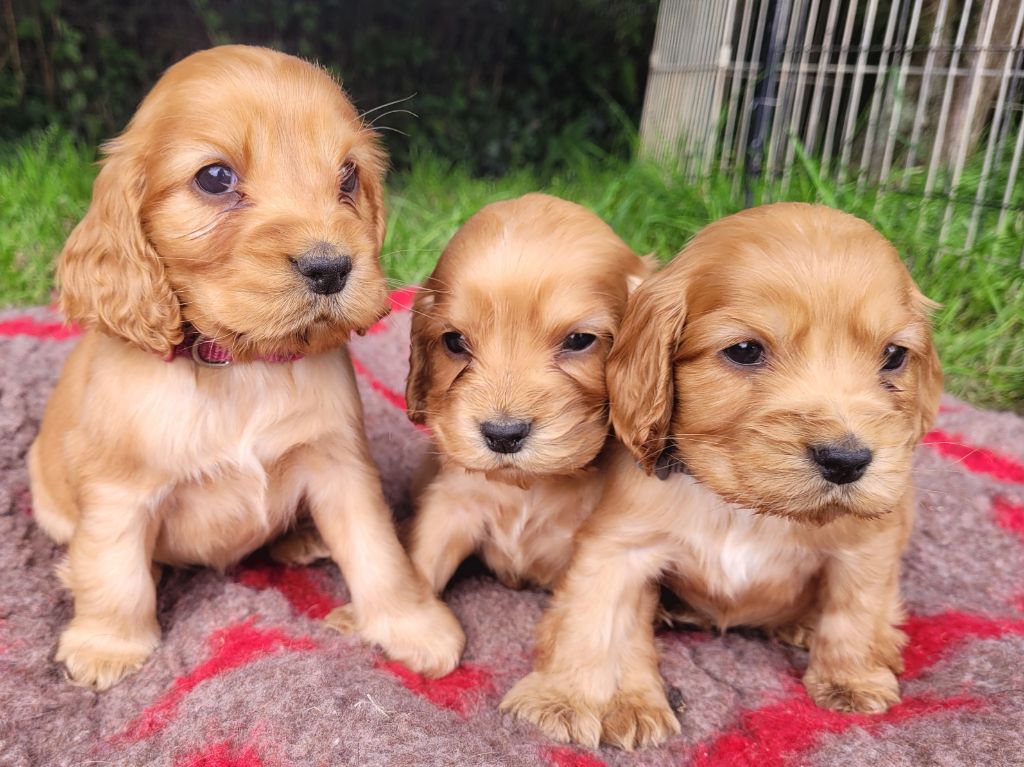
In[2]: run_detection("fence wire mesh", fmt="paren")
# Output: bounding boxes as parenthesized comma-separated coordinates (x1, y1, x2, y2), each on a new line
(640, 0, 1024, 257)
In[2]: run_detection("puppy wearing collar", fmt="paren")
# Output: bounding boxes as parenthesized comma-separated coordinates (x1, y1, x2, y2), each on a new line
(28, 46, 464, 689)
(501, 203, 943, 750)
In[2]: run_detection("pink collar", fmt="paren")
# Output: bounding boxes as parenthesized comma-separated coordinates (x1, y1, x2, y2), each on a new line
(166, 327, 304, 367)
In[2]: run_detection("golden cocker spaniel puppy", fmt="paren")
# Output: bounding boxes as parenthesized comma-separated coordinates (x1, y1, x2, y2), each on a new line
(405, 194, 652, 593)
(501, 203, 943, 750)
(28, 45, 463, 689)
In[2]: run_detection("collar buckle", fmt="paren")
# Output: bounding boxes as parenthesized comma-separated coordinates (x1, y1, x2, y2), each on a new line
(190, 337, 232, 367)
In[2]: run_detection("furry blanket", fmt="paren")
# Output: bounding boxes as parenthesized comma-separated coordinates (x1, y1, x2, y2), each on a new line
(2, 289, 1023, 767)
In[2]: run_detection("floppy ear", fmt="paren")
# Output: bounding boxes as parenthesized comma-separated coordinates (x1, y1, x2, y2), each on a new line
(347, 131, 389, 254)
(58, 140, 182, 356)
(405, 289, 435, 425)
(606, 269, 687, 474)
(359, 143, 389, 252)
(911, 290, 944, 442)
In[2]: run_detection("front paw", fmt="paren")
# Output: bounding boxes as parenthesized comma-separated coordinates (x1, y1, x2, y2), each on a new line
(804, 665, 900, 713)
(56, 620, 159, 690)
(500, 671, 678, 750)
(326, 598, 465, 678)
(602, 687, 680, 751)
(500, 671, 604, 748)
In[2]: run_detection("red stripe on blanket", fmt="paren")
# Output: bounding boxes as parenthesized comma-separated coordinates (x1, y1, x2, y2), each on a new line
(376, 660, 494, 716)
(544, 746, 606, 767)
(349, 351, 433, 435)
(901, 610, 1024, 678)
(351, 355, 409, 412)
(116, 618, 316, 742)
(0, 317, 80, 340)
(387, 285, 419, 313)
(992, 496, 1024, 541)
(689, 690, 980, 767)
(923, 430, 1024, 484)
(236, 560, 341, 619)
(174, 740, 269, 767)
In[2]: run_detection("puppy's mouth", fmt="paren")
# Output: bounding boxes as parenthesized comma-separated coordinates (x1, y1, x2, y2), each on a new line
(804, 484, 884, 523)
(185, 300, 364, 361)
(692, 456, 903, 526)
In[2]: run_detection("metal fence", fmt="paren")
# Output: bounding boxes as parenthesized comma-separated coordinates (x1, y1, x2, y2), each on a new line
(640, 0, 1024, 253)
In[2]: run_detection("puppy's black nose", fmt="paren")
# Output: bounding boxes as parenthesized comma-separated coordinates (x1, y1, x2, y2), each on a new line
(810, 440, 873, 485)
(481, 419, 532, 454)
(293, 243, 352, 295)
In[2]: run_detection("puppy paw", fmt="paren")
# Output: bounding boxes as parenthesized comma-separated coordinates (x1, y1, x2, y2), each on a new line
(601, 687, 681, 751)
(771, 622, 815, 649)
(268, 526, 331, 566)
(500, 672, 603, 748)
(56, 621, 159, 690)
(323, 604, 359, 634)
(329, 599, 465, 678)
(804, 665, 900, 713)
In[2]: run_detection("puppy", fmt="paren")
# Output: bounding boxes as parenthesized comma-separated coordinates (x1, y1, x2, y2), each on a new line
(405, 194, 652, 593)
(501, 203, 943, 750)
(28, 45, 463, 689)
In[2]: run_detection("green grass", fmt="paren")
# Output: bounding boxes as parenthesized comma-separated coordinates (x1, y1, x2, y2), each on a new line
(0, 129, 96, 305)
(3, 130, 1022, 411)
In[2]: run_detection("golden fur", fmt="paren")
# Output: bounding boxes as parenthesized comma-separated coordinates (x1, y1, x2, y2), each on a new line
(29, 45, 463, 690)
(405, 194, 652, 592)
(501, 203, 943, 750)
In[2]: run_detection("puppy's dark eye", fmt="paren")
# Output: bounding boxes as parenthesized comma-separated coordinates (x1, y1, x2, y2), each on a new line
(340, 162, 358, 198)
(195, 164, 238, 195)
(722, 341, 765, 366)
(442, 331, 468, 355)
(881, 344, 908, 372)
(562, 332, 597, 352)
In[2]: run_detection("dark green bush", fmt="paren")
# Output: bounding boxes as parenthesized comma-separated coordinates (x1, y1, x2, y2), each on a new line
(1, 0, 657, 174)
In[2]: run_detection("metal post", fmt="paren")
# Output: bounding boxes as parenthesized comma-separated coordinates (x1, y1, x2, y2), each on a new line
(744, 0, 790, 207)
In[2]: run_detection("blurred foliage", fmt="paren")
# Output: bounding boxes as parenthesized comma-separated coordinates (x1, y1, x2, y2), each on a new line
(0, 0, 657, 174)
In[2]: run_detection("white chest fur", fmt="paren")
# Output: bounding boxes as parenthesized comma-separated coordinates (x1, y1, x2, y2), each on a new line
(124, 351, 359, 568)
(664, 474, 825, 626)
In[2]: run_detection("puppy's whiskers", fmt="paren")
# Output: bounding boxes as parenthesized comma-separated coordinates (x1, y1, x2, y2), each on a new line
(369, 125, 410, 137)
(358, 93, 417, 120)
(367, 109, 418, 127)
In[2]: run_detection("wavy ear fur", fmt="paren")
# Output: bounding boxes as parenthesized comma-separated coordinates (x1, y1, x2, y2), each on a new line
(405, 289, 436, 424)
(606, 269, 687, 473)
(58, 140, 182, 356)
(356, 140, 389, 253)
(911, 288, 944, 442)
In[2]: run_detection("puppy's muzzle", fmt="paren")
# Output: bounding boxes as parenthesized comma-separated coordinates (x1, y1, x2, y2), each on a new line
(809, 438, 873, 485)
(293, 242, 352, 296)
(480, 419, 532, 454)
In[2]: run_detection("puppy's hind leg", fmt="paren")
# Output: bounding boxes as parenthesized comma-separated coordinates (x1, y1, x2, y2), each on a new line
(28, 440, 77, 544)
(269, 520, 332, 566)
